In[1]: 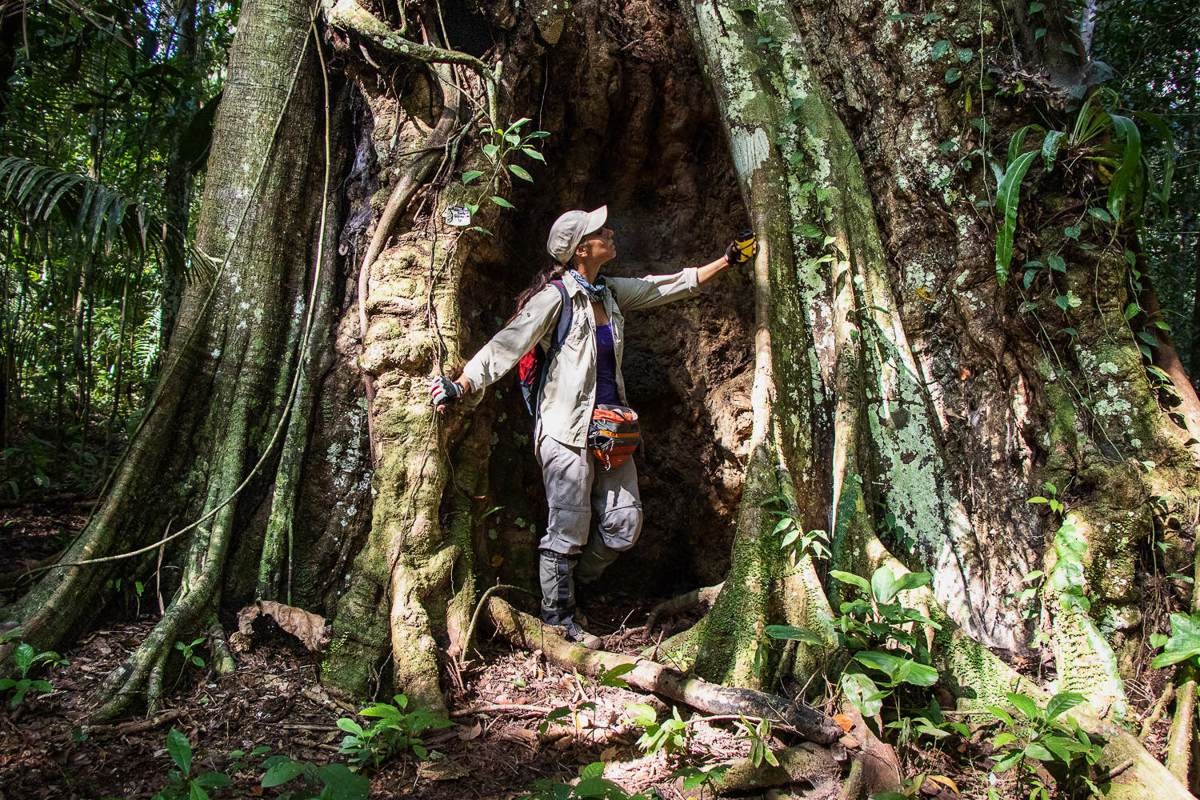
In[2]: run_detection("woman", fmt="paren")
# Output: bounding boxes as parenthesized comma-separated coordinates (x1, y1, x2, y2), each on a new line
(430, 205, 753, 647)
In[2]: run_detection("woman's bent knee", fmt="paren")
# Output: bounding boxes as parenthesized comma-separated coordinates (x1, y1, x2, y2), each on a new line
(598, 504, 643, 552)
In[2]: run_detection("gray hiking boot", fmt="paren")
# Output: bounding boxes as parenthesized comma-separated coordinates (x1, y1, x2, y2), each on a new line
(560, 618, 603, 649)
(541, 615, 602, 649)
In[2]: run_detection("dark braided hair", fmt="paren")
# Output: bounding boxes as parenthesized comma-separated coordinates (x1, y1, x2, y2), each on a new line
(509, 259, 569, 322)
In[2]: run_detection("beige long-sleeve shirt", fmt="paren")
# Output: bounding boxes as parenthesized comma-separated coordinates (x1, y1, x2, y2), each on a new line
(460, 267, 700, 447)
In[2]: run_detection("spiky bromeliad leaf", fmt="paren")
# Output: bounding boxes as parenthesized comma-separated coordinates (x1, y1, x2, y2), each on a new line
(1106, 114, 1142, 222)
(0, 156, 203, 276)
(994, 149, 1040, 285)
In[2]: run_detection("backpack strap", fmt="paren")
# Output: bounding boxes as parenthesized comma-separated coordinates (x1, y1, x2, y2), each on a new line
(547, 279, 571, 355)
(534, 280, 572, 423)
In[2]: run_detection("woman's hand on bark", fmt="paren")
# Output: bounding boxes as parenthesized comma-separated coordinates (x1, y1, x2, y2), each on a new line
(430, 375, 463, 413)
(724, 230, 757, 266)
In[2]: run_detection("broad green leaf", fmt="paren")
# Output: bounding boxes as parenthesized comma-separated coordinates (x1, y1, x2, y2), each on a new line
(1007, 692, 1040, 720)
(1151, 612, 1200, 668)
(987, 705, 1015, 727)
(262, 760, 306, 788)
(931, 40, 951, 60)
(992, 750, 1023, 772)
(317, 764, 369, 800)
(896, 660, 939, 687)
(1007, 126, 1041, 166)
(994, 150, 1040, 285)
(574, 777, 624, 798)
(508, 164, 533, 182)
(193, 772, 231, 789)
(188, 783, 209, 800)
(1042, 735, 1075, 763)
(1107, 114, 1141, 221)
(764, 625, 825, 645)
(853, 650, 906, 680)
(1041, 129, 1065, 170)
(598, 663, 636, 687)
(1024, 742, 1055, 761)
(893, 571, 933, 594)
(460, 170, 484, 185)
(490, 195, 515, 209)
(944, 67, 962, 84)
(12, 643, 35, 676)
(871, 567, 899, 603)
(580, 762, 605, 779)
(521, 147, 546, 163)
(360, 702, 402, 719)
(1045, 691, 1085, 721)
(336, 718, 364, 736)
(830, 570, 871, 594)
(481, 143, 499, 161)
(166, 728, 193, 776)
(840, 671, 884, 718)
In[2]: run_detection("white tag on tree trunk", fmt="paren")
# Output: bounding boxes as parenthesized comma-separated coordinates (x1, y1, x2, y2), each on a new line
(443, 205, 472, 227)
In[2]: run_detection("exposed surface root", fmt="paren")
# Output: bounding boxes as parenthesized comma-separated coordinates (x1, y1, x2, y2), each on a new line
(1166, 679, 1197, 785)
(708, 742, 840, 796)
(486, 596, 842, 744)
(645, 582, 723, 632)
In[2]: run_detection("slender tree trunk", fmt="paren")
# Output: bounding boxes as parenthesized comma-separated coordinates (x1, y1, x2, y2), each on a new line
(160, 0, 199, 355)
(2, 0, 326, 718)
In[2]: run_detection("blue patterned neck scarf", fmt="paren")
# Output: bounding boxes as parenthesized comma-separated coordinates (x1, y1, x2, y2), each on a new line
(568, 269, 607, 302)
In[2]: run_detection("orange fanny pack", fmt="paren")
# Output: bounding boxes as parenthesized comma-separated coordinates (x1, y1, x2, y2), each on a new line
(587, 405, 640, 471)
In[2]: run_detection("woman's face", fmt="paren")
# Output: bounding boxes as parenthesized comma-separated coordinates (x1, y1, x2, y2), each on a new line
(575, 226, 616, 268)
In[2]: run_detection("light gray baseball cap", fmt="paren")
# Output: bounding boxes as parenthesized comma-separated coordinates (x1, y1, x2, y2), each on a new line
(546, 205, 608, 264)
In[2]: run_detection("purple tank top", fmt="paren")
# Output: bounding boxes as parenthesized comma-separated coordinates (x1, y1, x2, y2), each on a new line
(595, 323, 620, 405)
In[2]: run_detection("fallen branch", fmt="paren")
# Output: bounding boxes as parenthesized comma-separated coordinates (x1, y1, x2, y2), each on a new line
(485, 597, 842, 744)
(86, 707, 184, 737)
(451, 702, 553, 717)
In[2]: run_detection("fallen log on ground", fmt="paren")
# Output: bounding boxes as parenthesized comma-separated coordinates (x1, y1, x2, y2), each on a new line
(485, 596, 843, 745)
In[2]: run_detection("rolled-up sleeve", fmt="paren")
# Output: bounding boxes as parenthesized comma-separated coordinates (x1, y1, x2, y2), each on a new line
(606, 267, 700, 312)
(460, 284, 562, 395)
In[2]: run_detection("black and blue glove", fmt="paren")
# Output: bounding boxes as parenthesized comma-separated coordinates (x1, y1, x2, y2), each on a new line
(430, 375, 462, 410)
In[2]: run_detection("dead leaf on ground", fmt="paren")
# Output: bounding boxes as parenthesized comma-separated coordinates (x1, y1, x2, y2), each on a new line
(233, 601, 330, 653)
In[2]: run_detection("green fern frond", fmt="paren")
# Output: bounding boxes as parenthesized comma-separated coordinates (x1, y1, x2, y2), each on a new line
(0, 156, 211, 279)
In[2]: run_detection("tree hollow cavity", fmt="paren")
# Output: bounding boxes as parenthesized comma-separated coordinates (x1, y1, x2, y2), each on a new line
(463, 4, 754, 599)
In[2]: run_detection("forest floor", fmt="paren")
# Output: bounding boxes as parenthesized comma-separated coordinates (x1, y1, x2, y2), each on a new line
(0, 501, 1174, 799)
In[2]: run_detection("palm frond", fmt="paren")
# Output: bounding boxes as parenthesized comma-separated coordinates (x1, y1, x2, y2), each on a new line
(0, 156, 212, 279)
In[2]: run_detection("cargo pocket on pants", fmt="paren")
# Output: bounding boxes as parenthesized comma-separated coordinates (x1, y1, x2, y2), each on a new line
(597, 503, 643, 552)
(542, 504, 591, 555)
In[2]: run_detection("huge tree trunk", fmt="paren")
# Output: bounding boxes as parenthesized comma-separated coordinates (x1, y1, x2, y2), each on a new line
(5, 0, 1200, 794)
